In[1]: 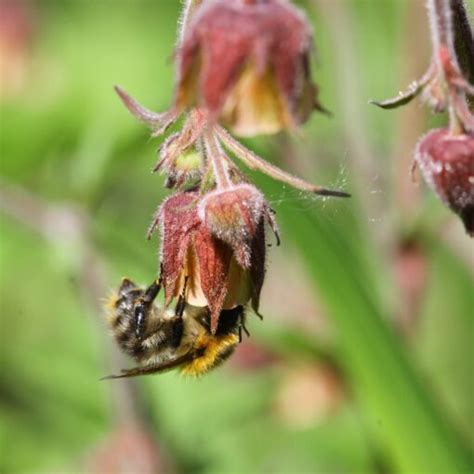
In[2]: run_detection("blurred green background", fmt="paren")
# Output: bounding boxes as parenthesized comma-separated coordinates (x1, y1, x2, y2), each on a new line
(1, 0, 473, 473)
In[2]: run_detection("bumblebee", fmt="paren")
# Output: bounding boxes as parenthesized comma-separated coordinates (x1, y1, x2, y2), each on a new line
(104, 278, 248, 378)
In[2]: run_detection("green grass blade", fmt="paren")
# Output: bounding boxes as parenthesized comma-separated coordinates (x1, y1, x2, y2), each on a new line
(272, 195, 472, 473)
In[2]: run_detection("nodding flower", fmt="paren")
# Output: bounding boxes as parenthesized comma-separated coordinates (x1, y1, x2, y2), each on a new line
(149, 188, 277, 334)
(415, 128, 474, 236)
(175, 0, 325, 137)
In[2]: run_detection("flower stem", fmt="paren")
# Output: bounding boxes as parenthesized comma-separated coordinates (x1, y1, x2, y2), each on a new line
(215, 125, 350, 197)
(448, 100, 463, 134)
(427, 0, 473, 134)
(428, 0, 454, 55)
(204, 127, 232, 189)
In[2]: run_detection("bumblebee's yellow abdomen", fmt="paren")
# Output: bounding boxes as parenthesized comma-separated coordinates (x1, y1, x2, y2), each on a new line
(180, 333, 239, 376)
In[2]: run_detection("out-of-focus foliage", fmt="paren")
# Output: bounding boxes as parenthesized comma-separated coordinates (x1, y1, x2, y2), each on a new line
(0, 0, 472, 473)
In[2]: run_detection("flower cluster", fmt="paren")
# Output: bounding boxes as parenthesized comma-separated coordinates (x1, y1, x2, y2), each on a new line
(115, 0, 349, 335)
(372, 0, 473, 235)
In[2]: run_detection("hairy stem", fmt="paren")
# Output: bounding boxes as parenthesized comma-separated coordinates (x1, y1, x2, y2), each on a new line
(178, 0, 202, 45)
(427, 0, 473, 132)
(215, 125, 350, 197)
(204, 127, 232, 189)
(428, 0, 454, 54)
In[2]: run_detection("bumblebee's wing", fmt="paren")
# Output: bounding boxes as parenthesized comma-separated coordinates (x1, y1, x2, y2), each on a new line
(100, 353, 194, 380)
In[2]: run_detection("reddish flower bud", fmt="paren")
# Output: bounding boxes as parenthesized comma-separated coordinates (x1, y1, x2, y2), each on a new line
(176, 0, 322, 136)
(150, 190, 266, 333)
(415, 128, 474, 235)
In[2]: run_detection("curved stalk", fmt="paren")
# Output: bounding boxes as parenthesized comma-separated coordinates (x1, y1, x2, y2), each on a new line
(215, 125, 350, 197)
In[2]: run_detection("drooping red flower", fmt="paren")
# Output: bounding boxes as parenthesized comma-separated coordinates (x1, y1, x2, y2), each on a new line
(415, 128, 474, 235)
(149, 189, 269, 333)
(175, 0, 323, 136)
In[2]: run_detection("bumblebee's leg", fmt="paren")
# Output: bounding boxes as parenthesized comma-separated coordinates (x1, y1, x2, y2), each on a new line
(239, 309, 250, 342)
(238, 323, 251, 342)
(174, 276, 188, 318)
(170, 276, 188, 347)
(134, 278, 161, 339)
(239, 319, 250, 342)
